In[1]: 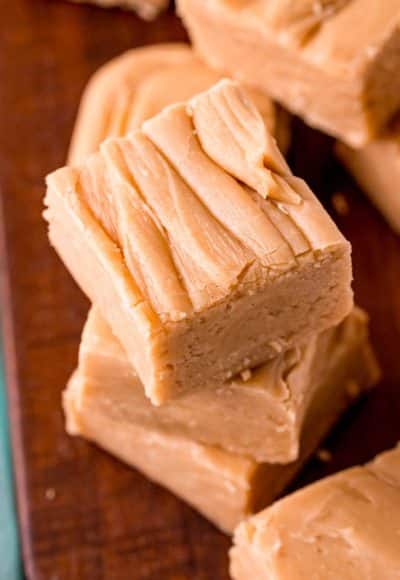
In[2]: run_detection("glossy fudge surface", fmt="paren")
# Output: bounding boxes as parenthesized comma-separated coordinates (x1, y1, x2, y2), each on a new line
(68, 43, 289, 165)
(64, 316, 378, 533)
(78, 308, 373, 463)
(45, 80, 353, 404)
(178, 0, 400, 146)
(230, 444, 400, 579)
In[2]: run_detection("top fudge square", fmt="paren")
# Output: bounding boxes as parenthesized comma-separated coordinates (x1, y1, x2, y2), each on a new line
(178, 0, 400, 147)
(44, 80, 353, 405)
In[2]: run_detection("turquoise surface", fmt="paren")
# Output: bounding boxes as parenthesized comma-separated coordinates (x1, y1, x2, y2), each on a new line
(0, 350, 22, 580)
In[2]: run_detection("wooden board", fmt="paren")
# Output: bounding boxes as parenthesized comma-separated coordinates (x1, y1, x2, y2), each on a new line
(1, 2, 400, 578)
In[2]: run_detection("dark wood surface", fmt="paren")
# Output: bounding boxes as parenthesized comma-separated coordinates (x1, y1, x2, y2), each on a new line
(1, 1, 400, 578)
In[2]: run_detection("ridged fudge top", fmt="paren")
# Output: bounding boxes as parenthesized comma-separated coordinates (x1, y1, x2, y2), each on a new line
(207, 0, 400, 73)
(46, 80, 347, 323)
(68, 43, 280, 165)
(232, 445, 400, 579)
(235, 0, 350, 44)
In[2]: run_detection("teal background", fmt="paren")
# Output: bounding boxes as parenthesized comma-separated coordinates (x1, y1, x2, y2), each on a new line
(0, 349, 22, 580)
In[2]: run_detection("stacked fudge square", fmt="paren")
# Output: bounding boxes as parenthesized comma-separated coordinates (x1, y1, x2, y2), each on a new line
(44, 70, 379, 533)
(178, 0, 400, 236)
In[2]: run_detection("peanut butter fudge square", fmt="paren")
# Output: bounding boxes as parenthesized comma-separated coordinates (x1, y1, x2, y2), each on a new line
(68, 43, 289, 165)
(64, 311, 378, 533)
(178, 0, 400, 146)
(77, 308, 373, 463)
(230, 444, 400, 579)
(45, 80, 353, 404)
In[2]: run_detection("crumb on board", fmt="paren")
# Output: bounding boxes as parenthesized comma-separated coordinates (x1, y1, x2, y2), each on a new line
(316, 448, 333, 463)
(240, 369, 252, 381)
(45, 487, 56, 501)
(331, 192, 350, 216)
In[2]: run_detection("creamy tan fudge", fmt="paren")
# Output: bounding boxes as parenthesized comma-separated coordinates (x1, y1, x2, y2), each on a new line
(178, 0, 400, 147)
(78, 308, 372, 463)
(70, 0, 168, 20)
(64, 321, 378, 533)
(45, 80, 353, 405)
(230, 445, 400, 579)
(336, 116, 400, 233)
(68, 43, 290, 165)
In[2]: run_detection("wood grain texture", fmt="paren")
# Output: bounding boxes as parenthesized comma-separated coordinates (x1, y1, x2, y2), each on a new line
(0, 1, 399, 578)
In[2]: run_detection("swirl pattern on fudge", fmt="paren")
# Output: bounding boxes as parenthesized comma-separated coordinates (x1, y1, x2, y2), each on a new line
(51, 81, 341, 321)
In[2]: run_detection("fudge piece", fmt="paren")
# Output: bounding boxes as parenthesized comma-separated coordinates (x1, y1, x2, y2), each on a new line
(178, 0, 400, 146)
(45, 80, 353, 404)
(68, 43, 288, 165)
(230, 444, 400, 579)
(78, 308, 374, 463)
(64, 321, 378, 533)
(70, 0, 168, 20)
(336, 115, 400, 233)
